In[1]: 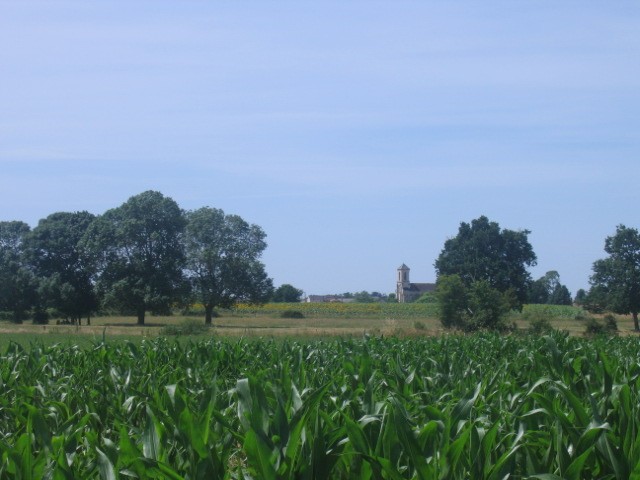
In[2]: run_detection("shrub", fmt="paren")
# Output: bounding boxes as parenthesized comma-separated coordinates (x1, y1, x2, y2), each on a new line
(603, 314, 618, 332)
(584, 317, 611, 336)
(32, 309, 50, 325)
(160, 319, 210, 336)
(280, 310, 304, 319)
(529, 315, 553, 335)
(523, 307, 554, 335)
(413, 321, 426, 330)
(436, 274, 467, 329)
(415, 292, 437, 304)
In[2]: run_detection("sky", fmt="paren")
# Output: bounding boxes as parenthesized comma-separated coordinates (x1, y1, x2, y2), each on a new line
(1, 1, 639, 298)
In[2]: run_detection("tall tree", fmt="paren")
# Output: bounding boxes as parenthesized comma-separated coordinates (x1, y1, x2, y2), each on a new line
(574, 288, 587, 305)
(272, 284, 303, 303)
(0, 221, 36, 322)
(23, 211, 98, 324)
(528, 271, 572, 305)
(548, 283, 572, 306)
(82, 191, 187, 325)
(590, 225, 640, 331)
(434, 216, 537, 307)
(185, 207, 273, 325)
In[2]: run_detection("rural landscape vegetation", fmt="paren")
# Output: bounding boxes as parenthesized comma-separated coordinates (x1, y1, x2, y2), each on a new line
(1, 190, 640, 478)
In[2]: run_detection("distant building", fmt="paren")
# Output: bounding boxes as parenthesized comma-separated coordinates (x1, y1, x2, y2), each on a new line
(396, 264, 435, 303)
(304, 295, 356, 303)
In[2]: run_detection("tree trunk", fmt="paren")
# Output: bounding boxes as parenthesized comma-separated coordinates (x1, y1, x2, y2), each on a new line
(205, 305, 213, 325)
(633, 311, 639, 332)
(137, 308, 145, 326)
(87, 315, 91, 326)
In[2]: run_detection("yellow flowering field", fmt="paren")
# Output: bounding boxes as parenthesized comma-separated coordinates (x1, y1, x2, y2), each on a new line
(232, 301, 439, 319)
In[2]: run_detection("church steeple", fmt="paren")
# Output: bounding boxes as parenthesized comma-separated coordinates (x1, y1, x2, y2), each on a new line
(397, 263, 410, 286)
(396, 264, 411, 303)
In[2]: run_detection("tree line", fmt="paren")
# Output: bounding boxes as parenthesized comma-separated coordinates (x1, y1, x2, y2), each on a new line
(432, 216, 640, 332)
(1, 195, 638, 331)
(0, 191, 273, 325)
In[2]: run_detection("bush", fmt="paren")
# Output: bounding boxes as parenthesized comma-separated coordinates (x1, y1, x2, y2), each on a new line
(280, 310, 304, 319)
(436, 275, 467, 329)
(603, 314, 618, 332)
(32, 309, 50, 325)
(584, 317, 618, 336)
(413, 321, 427, 330)
(523, 308, 554, 335)
(160, 319, 210, 336)
(529, 315, 553, 335)
(415, 292, 437, 304)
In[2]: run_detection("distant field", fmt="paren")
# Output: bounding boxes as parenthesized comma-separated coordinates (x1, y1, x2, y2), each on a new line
(0, 303, 636, 346)
(232, 301, 440, 318)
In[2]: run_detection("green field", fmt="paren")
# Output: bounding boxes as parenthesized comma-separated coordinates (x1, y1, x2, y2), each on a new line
(1, 333, 639, 478)
(2, 303, 634, 347)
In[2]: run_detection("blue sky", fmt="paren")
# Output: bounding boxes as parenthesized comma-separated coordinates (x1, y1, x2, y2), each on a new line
(1, 1, 639, 297)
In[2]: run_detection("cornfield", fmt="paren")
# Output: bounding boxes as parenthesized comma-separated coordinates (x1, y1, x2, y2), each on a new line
(1, 333, 639, 478)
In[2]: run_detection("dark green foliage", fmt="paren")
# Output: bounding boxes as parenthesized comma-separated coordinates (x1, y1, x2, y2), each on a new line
(280, 309, 304, 318)
(574, 288, 587, 305)
(24, 211, 98, 324)
(436, 274, 467, 329)
(528, 278, 549, 304)
(584, 315, 618, 336)
(466, 280, 511, 331)
(590, 224, 640, 331)
(353, 291, 375, 303)
(603, 313, 618, 332)
(31, 308, 49, 325)
(185, 207, 273, 325)
(436, 275, 511, 331)
(584, 317, 607, 335)
(526, 310, 554, 335)
(272, 284, 303, 302)
(160, 318, 211, 336)
(582, 286, 607, 314)
(415, 291, 437, 303)
(529, 270, 573, 305)
(549, 283, 572, 305)
(529, 316, 553, 334)
(435, 215, 537, 307)
(0, 221, 37, 322)
(82, 191, 187, 325)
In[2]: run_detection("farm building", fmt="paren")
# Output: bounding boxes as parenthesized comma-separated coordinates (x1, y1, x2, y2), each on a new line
(304, 295, 356, 303)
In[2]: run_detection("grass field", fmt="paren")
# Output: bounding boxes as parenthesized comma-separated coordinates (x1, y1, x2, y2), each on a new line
(0, 303, 636, 347)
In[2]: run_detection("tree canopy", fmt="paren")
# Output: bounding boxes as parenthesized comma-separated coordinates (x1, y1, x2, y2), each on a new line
(272, 284, 303, 303)
(589, 225, 640, 331)
(185, 207, 273, 324)
(528, 271, 572, 306)
(82, 191, 187, 325)
(0, 221, 36, 322)
(436, 274, 512, 331)
(434, 216, 537, 307)
(24, 211, 98, 324)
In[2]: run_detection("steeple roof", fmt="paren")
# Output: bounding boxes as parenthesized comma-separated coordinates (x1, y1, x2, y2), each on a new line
(398, 263, 410, 270)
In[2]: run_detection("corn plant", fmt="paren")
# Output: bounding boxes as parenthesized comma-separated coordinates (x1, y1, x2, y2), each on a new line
(0, 333, 639, 478)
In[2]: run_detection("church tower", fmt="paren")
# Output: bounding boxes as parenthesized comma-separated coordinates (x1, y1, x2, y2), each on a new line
(396, 264, 410, 302)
